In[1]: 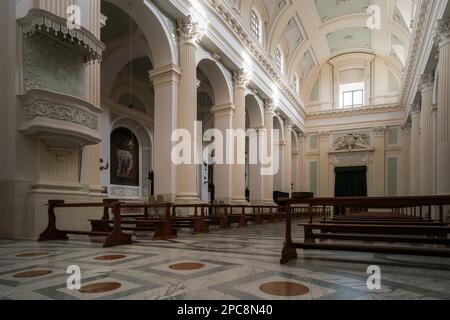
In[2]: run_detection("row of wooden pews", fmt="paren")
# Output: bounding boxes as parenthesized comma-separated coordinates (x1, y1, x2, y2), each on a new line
(38, 199, 295, 247)
(280, 196, 450, 264)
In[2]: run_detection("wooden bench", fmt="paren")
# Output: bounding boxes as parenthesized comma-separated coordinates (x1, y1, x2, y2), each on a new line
(280, 196, 450, 264)
(170, 204, 210, 234)
(39, 200, 133, 247)
(90, 202, 177, 241)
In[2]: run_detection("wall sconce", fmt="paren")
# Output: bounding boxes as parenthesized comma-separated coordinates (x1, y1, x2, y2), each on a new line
(100, 158, 109, 171)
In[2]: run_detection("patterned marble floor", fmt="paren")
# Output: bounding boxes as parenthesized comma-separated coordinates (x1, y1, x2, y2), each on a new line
(1, 222, 449, 300)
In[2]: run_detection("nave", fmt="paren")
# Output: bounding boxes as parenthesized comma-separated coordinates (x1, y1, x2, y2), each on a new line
(1, 222, 450, 300)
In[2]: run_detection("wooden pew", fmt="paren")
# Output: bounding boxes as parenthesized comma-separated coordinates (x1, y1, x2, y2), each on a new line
(39, 200, 132, 247)
(170, 204, 210, 234)
(280, 196, 450, 264)
(39, 200, 178, 247)
(91, 202, 177, 241)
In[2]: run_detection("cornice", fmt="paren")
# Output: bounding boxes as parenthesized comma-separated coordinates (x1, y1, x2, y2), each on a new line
(306, 104, 404, 120)
(400, 0, 432, 104)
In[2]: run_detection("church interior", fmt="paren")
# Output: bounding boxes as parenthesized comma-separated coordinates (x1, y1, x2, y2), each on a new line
(0, 0, 450, 301)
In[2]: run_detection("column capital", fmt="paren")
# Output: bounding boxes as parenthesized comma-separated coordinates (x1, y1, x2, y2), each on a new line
(233, 68, 250, 89)
(319, 131, 331, 141)
(264, 99, 278, 116)
(298, 131, 308, 142)
(149, 64, 181, 87)
(372, 126, 386, 137)
(434, 18, 450, 49)
(419, 72, 434, 92)
(284, 119, 293, 131)
(401, 119, 412, 134)
(211, 103, 235, 117)
(432, 103, 438, 113)
(178, 15, 205, 46)
(410, 103, 421, 117)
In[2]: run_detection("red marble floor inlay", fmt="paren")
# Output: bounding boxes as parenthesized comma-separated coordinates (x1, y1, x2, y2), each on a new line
(259, 281, 310, 297)
(15, 252, 50, 258)
(13, 270, 53, 278)
(79, 282, 122, 294)
(94, 255, 127, 261)
(169, 262, 205, 271)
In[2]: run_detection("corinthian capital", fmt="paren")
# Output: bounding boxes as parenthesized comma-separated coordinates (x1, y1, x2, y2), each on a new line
(233, 68, 250, 89)
(410, 102, 421, 117)
(178, 15, 204, 45)
(284, 119, 293, 131)
(419, 72, 434, 92)
(264, 99, 278, 115)
(434, 18, 450, 48)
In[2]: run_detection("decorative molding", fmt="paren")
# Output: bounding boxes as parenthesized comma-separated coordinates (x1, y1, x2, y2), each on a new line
(331, 133, 372, 152)
(418, 72, 434, 92)
(319, 131, 331, 141)
(410, 102, 421, 117)
(434, 17, 450, 48)
(18, 89, 101, 155)
(148, 64, 181, 87)
(22, 33, 85, 96)
(331, 152, 371, 167)
(17, 9, 105, 63)
(306, 104, 403, 120)
(24, 102, 98, 130)
(203, 0, 306, 118)
(109, 185, 140, 198)
(264, 99, 278, 115)
(233, 68, 250, 89)
(372, 126, 386, 137)
(284, 119, 293, 130)
(177, 15, 205, 45)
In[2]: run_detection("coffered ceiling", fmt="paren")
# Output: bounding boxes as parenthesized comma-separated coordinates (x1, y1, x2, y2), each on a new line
(235, 0, 415, 82)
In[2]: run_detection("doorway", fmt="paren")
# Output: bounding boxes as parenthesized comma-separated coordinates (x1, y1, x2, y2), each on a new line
(334, 166, 368, 215)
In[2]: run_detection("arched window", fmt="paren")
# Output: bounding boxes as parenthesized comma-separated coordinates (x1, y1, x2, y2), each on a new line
(251, 9, 261, 42)
(276, 47, 284, 73)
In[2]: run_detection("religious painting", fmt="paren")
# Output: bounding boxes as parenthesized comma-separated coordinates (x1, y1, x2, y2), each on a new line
(110, 127, 139, 186)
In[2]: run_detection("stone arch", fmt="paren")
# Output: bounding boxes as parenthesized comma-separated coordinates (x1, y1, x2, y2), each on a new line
(245, 93, 264, 129)
(197, 57, 233, 106)
(105, 0, 176, 68)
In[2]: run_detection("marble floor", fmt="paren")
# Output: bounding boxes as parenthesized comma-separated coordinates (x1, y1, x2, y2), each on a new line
(1, 222, 449, 300)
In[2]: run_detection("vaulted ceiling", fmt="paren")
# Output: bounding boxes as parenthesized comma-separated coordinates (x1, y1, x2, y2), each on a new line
(235, 0, 415, 83)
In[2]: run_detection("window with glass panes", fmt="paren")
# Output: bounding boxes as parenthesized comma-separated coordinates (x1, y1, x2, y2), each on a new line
(251, 10, 260, 41)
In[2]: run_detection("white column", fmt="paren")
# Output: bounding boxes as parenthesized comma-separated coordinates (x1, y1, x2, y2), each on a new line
(410, 104, 421, 195)
(372, 127, 386, 196)
(432, 104, 438, 194)
(400, 123, 411, 196)
(297, 132, 307, 191)
(419, 73, 434, 196)
(212, 104, 235, 204)
(249, 127, 265, 204)
(318, 131, 330, 197)
(176, 17, 203, 202)
(149, 65, 181, 202)
(263, 100, 276, 204)
(283, 120, 293, 194)
(435, 18, 450, 195)
(80, 0, 103, 197)
(274, 119, 285, 192)
(231, 69, 249, 204)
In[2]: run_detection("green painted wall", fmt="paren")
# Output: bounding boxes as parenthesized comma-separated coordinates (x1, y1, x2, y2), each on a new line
(387, 158, 398, 196)
(23, 33, 85, 97)
(309, 161, 318, 196)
